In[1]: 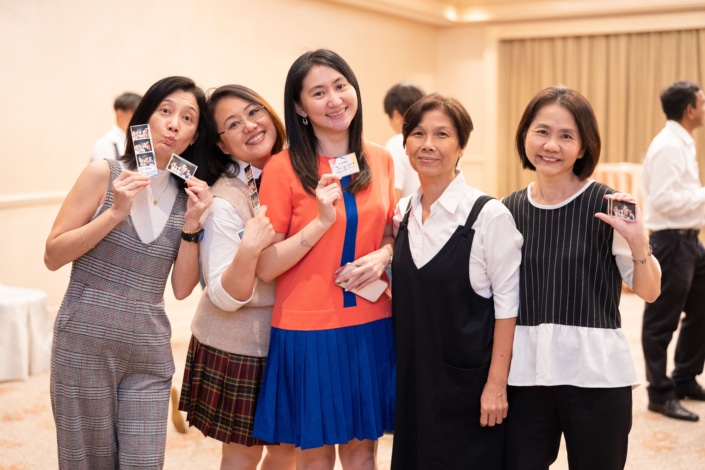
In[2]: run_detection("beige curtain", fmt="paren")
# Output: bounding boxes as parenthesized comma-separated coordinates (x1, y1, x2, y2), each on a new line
(498, 29, 705, 196)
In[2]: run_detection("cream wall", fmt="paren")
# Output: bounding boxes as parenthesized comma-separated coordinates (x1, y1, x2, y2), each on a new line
(0, 0, 437, 308)
(3, 0, 705, 309)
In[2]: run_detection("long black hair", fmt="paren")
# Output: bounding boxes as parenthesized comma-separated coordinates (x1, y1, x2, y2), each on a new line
(283, 49, 370, 195)
(120, 76, 207, 179)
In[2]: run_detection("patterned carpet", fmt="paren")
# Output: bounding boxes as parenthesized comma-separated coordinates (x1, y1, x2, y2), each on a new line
(1, 290, 703, 469)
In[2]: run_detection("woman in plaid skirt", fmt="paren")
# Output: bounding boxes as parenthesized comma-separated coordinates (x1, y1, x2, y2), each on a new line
(177, 84, 295, 469)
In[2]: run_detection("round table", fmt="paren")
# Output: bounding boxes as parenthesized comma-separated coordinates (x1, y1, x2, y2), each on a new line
(0, 285, 52, 381)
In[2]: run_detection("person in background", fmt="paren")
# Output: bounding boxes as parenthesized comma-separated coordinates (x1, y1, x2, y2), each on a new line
(252, 49, 396, 470)
(391, 93, 522, 469)
(502, 85, 661, 470)
(384, 82, 425, 202)
(91, 91, 142, 161)
(45, 76, 212, 469)
(177, 84, 295, 469)
(641, 80, 705, 422)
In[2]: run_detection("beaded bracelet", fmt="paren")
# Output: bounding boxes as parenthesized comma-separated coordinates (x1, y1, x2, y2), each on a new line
(632, 245, 653, 265)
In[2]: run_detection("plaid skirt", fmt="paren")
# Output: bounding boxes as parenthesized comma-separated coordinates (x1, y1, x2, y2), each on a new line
(178, 335, 270, 446)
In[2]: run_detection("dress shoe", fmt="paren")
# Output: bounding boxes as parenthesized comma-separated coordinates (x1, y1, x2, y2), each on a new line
(675, 381, 705, 401)
(648, 399, 699, 422)
(170, 385, 188, 433)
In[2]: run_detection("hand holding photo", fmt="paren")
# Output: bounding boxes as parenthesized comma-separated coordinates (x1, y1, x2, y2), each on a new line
(607, 198, 636, 222)
(167, 153, 198, 180)
(329, 153, 360, 178)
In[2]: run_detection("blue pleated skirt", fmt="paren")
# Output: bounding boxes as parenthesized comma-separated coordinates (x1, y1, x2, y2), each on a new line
(252, 317, 395, 450)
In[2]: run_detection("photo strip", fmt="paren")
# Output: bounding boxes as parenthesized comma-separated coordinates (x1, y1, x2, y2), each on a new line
(244, 164, 260, 214)
(130, 124, 158, 178)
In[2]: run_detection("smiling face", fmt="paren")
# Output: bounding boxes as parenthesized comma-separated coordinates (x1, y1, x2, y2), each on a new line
(214, 96, 277, 169)
(524, 103, 584, 180)
(295, 65, 358, 141)
(405, 108, 464, 187)
(148, 89, 199, 166)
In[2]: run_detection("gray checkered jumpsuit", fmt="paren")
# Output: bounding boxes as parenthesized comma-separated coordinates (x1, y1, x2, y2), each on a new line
(50, 160, 187, 469)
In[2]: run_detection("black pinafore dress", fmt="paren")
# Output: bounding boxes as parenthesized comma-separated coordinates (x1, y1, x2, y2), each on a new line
(391, 195, 505, 470)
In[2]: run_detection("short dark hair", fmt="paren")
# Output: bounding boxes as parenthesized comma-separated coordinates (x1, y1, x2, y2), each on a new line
(402, 93, 474, 150)
(120, 77, 207, 177)
(114, 92, 142, 112)
(660, 81, 701, 121)
(198, 84, 286, 186)
(383, 82, 425, 118)
(284, 49, 369, 195)
(515, 85, 601, 180)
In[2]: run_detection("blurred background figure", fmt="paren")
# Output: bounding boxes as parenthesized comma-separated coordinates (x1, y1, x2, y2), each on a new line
(383, 81, 425, 202)
(91, 91, 142, 161)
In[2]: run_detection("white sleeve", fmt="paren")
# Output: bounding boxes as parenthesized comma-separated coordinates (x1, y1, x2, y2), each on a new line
(472, 201, 523, 319)
(201, 198, 254, 311)
(91, 136, 116, 161)
(645, 142, 705, 215)
(612, 231, 661, 289)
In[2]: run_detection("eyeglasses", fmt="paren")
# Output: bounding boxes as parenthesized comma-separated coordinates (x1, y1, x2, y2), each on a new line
(218, 105, 267, 136)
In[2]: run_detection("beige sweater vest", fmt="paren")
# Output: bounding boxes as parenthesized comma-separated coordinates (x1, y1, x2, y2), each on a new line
(190, 175, 275, 357)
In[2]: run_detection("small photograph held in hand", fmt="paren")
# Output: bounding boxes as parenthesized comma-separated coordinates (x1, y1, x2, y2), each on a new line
(167, 153, 197, 180)
(607, 199, 636, 222)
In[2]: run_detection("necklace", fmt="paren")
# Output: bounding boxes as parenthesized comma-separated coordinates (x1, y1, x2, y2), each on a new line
(149, 176, 172, 205)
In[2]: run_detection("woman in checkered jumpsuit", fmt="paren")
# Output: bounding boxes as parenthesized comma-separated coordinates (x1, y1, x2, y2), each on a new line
(44, 76, 212, 469)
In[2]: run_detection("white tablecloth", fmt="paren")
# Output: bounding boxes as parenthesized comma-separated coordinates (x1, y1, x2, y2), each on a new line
(0, 286, 52, 381)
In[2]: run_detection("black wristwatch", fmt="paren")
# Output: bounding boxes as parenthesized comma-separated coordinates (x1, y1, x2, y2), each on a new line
(181, 226, 204, 243)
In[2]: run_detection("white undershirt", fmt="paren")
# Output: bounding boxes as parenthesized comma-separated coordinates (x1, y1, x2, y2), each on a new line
(202, 160, 263, 311)
(130, 168, 178, 244)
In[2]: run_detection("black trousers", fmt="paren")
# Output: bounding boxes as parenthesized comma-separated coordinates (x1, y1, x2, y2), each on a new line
(642, 230, 705, 402)
(504, 385, 632, 470)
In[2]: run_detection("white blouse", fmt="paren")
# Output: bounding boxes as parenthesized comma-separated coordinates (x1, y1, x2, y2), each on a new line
(507, 181, 649, 388)
(393, 172, 523, 320)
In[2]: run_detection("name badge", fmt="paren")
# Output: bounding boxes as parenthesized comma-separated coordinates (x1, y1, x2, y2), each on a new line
(329, 153, 360, 177)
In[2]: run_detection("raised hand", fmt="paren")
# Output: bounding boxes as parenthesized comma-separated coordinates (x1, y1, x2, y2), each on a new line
(110, 170, 150, 219)
(315, 173, 342, 228)
(594, 192, 646, 245)
(183, 175, 213, 222)
(240, 205, 276, 254)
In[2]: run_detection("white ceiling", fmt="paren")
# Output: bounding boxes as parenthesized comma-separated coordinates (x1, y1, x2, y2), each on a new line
(323, 0, 705, 26)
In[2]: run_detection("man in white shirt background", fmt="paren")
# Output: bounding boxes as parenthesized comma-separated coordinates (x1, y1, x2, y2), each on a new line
(91, 92, 142, 161)
(383, 82, 425, 202)
(642, 80, 705, 422)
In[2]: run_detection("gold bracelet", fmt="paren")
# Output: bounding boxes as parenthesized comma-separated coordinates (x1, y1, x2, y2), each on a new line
(181, 224, 202, 234)
(632, 245, 653, 265)
(300, 228, 313, 248)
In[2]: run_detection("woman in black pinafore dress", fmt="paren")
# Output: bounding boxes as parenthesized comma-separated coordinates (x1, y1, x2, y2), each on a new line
(390, 94, 523, 470)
